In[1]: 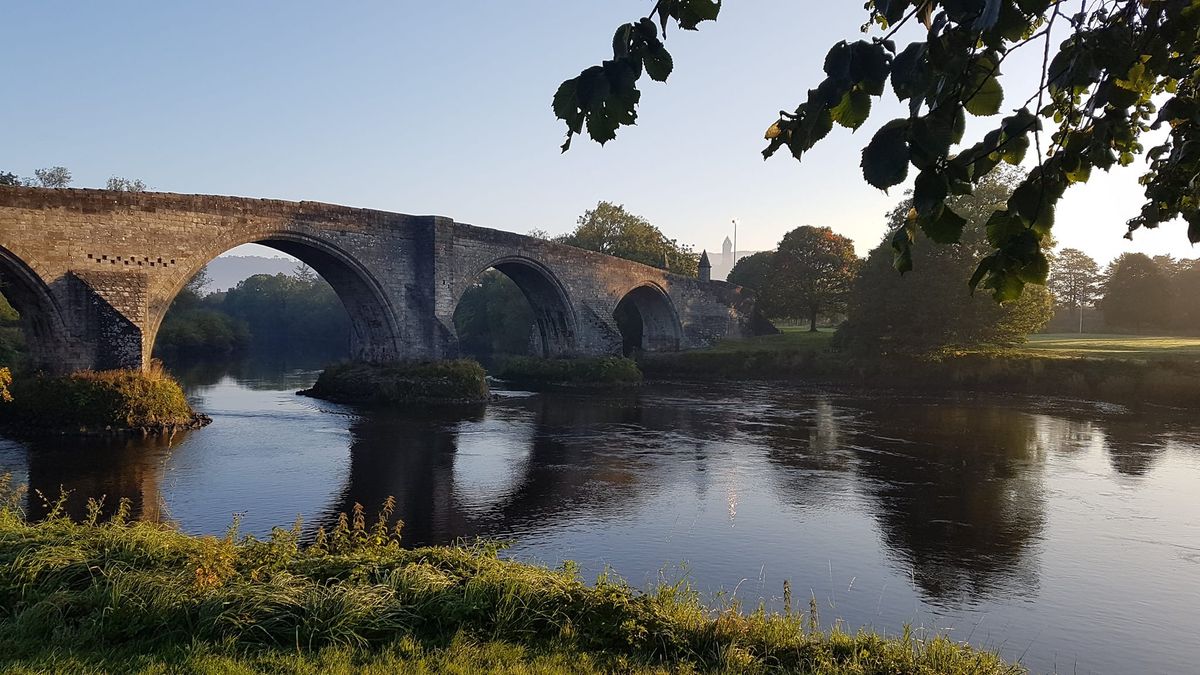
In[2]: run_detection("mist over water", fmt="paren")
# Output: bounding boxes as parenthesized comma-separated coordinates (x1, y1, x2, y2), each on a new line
(1, 358, 1197, 674)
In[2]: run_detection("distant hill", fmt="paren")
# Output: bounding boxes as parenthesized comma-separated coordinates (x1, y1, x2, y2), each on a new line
(203, 255, 302, 292)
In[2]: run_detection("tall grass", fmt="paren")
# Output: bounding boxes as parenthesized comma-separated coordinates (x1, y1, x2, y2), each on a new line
(0, 362, 204, 433)
(0, 477, 1019, 673)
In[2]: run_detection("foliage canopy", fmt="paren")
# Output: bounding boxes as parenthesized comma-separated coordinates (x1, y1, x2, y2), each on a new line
(555, 201, 698, 276)
(765, 226, 859, 330)
(837, 169, 1054, 352)
(557, 1, 1200, 301)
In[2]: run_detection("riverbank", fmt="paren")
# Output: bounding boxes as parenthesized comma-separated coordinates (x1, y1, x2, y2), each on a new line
(492, 355, 642, 388)
(639, 330, 1200, 408)
(0, 365, 208, 434)
(0, 484, 1018, 674)
(299, 359, 490, 405)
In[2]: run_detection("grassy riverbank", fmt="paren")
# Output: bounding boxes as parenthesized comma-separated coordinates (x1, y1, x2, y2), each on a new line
(639, 329, 1200, 407)
(301, 360, 489, 405)
(492, 356, 642, 387)
(0, 364, 206, 434)
(0, 483, 1018, 674)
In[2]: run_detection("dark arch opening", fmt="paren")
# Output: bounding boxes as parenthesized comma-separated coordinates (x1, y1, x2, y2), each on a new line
(0, 245, 69, 372)
(614, 284, 681, 357)
(453, 258, 576, 359)
(151, 236, 400, 367)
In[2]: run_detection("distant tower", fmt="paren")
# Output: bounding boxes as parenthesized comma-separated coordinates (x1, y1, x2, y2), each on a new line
(698, 250, 712, 282)
(722, 236, 733, 266)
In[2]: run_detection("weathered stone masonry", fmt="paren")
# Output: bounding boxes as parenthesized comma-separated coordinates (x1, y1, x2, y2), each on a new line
(0, 186, 763, 372)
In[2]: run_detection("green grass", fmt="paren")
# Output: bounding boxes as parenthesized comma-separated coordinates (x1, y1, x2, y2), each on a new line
(1021, 333, 1200, 361)
(301, 360, 490, 405)
(493, 356, 643, 387)
(0, 363, 205, 433)
(0, 478, 1020, 674)
(641, 330, 1200, 408)
(703, 327, 836, 354)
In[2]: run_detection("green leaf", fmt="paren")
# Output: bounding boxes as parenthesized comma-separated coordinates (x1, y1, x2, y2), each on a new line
(552, 80, 580, 126)
(1017, 251, 1050, 285)
(612, 24, 633, 58)
(921, 204, 967, 244)
(985, 210, 1024, 247)
(890, 42, 928, 102)
(642, 41, 674, 82)
(964, 75, 1003, 116)
(861, 119, 910, 190)
(913, 169, 948, 218)
(849, 41, 890, 96)
(824, 41, 852, 80)
(831, 89, 871, 130)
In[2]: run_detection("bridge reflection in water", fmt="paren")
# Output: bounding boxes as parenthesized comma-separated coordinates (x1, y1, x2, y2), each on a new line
(2, 361, 1198, 674)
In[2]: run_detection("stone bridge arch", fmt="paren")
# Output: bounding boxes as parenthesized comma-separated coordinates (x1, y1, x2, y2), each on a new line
(0, 244, 76, 371)
(613, 281, 682, 355)
(149, 231, 405, 364)
(0, 187, 763, 373)
(445, 255, 579, 357)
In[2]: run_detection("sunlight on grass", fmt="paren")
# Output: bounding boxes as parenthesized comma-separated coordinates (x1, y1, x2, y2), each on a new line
(1022, 334, 1200, 361)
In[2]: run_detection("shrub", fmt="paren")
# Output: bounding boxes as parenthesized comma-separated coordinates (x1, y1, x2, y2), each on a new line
(0, 363, 204, 432)
(493, 356, 643, 387)
(302, 360, 489, 405)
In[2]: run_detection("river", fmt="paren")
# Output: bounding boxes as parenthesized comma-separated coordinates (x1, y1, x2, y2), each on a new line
(1, 357, 1197, 674)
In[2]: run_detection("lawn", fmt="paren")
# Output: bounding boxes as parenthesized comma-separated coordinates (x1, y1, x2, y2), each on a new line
(1021, 333, 1200, 361)
(705, 326, 836, 353)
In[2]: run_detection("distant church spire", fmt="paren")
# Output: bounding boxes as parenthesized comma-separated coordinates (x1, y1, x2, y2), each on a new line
(722, 236, 733, 265)
(698, 250, 712, 282)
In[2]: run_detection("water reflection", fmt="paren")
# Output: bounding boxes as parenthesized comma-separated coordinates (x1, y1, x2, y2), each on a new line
(1, 361, 1198, 674)
(22, 431, 190, 522)
(848, 399, 1046, 603)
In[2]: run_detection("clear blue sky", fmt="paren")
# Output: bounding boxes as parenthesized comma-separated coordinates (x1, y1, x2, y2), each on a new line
(2, 1, 1193, 264)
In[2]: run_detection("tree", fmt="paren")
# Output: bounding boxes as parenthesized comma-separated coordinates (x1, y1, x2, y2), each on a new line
(726, 250, 775, 292)
(765, 227, 858, 331)
(556, 201, 698, 276)
(453, 269, 535, 357)
(1100, 253, 1172, 332)
(558, 2, 1200, 301)
(0, 172, 19, 186)
(1047, 248, 1099, 333)
(837, 169, 1053, 353)
(1172, 259, 1200, 332)
(32, 167, 71, 188)
(222, 273, 351, 354)
(184, 266, 211, 296)
(106, 176, 147, 192)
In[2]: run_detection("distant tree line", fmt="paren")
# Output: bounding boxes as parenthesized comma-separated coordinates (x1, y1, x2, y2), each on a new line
(155, 267, 351, 359)
(733, 168, 1055, 353)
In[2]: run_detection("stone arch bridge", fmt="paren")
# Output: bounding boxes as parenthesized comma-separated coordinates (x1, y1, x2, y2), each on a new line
(0, 187, 762, 373)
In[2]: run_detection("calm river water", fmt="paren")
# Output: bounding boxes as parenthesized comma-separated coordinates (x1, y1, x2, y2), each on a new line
(1, 358, 1198, 674)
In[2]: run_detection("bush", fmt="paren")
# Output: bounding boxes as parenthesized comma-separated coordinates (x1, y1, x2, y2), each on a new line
(493, 356, 643, 387)
(302, 360, 489, 405)
(0, 363, 205, 433)
(0, 484, 1021, 674)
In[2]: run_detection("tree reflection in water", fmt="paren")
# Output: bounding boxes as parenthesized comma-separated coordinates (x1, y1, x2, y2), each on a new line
(840, 399, 1048, 603)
